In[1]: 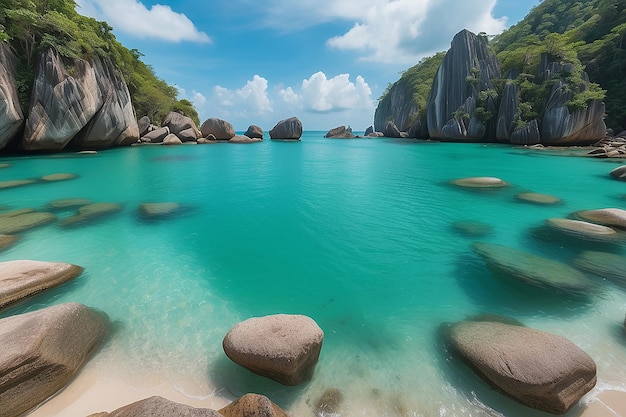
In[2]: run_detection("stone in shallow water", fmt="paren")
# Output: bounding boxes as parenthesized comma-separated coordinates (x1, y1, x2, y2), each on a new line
(610, 165, 626, 181)
(446, 319, 596, 414)
(0, 303, 109, 417)
(315, 388, 344, 416)
(138, 202, 181, 220)
(545, 218, 619, 242)
(0, 179, 36, 190)
(0, 234, 18, 251)
(89, 396, 220, 417)
(573, 251, 626, 288)
(472, 242, 595, 294)
(451, 220, 493, 237)
(451, 176, 508, 188)
(575, 208, 626, 229)
(516, 192, 561, 205)
(0, 163, 9, 168)
(39, 173, 78, 182)
(0, 210, 57, 234)
(46, 198, 93, 210)
(219, 393, 289, 417)
(0, 260, 83, 310)
(60, 203, 122, 227)
(223, 314, 324, 385)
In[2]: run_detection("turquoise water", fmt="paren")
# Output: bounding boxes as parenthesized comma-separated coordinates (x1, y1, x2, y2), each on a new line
(1, 132, 626, 416)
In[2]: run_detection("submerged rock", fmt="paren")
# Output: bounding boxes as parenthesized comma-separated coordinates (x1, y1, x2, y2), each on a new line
(451, 220, 493, 237)
(91, 396, 220, 417)
(0, 234, 18, 252)
(451, 176, 508, 188)
(39, 173, 78, 182)
(516, 192, 561, 205)
(223, 314, 324, 385)
(0, 179, 36, 189)
(219, 393, 289, 417)
(446, 319, 596, 414)
(46, 198, 93, 210)
(472, 242, 595, 294)
(0, 260, 83, 310)
(315, 388, 344, 416)
(0, 210, 56, 234)
(269, 117, 303, 140)
(229, 135, 262, 143)
(60, 203, 122, 227)
(575, 208, 626, 229)
(0, 303, 109, 417)
(545, 218, 618, 242)
(0, 43, 24, 149)
(138, 202, 182, 220)
(573, 251, 626, 288)
(200, 118, 235, 140)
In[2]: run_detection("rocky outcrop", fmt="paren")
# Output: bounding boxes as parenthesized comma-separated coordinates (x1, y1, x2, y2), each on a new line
(200, 118, 235, 140)
(244, 125, 264, 139)
(0, 260, 83, 311)
(162, 133, 182, 145)
(0, 303, 109, 417)
(325, 125, 355, 138)
(269, 117, 302, 140)
(162, 111, 200, 143)
(223, 314, 323, 385)
(137, 116, 150, 137)
(495, 79, 519, 142)
(445, 319, 596, 414)
(141, 126, 169, 143)
(219, 394, 290, 417)
(374, 76, 420, 133)
(383, 121, 407, 138)
(71, 58, 139, 149)
(23, 49, 103, 151)
(91, 396, 220, 417)
(0, 43, 24, 149)
(364, 126, 374, 136)
(426, 30, 500, 141)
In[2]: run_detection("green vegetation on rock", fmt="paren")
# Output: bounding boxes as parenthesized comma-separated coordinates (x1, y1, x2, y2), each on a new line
(0, 0, 197, 124)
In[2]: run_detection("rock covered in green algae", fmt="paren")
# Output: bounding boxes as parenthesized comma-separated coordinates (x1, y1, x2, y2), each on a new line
(0, 209, 56, 234)
(60, 202, 122, 227)
(573, 251, 626, 288)
(446, 319, 596, 414)
(472, 242, 595, 294)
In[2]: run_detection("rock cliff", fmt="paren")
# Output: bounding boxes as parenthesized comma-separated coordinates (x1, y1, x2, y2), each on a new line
(0, 43, 24, 149)
(426, 30, 500, 141)
(23, 49, 103, 151)
(374, 79, 420, 133)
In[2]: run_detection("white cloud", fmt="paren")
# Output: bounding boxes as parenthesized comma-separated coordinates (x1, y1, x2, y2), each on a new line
(75, 0, 211, 43)
(212, 76, 273, 114)
(279, 87, 302, 105)
(241, 0, 506, 64)
(191, 91, 206, 107)
(301, 72, 373, 113)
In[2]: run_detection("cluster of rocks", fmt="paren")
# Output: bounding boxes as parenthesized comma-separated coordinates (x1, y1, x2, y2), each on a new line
(375, 29, 608, 145)
(0, 258, 324, 417)
(587, 134, 626, 158)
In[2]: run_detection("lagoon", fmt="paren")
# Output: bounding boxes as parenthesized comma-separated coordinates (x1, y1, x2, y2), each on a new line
(1, 132, 625, 416)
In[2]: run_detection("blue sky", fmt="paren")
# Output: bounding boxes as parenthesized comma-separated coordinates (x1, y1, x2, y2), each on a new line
(75, 0, 541, 131)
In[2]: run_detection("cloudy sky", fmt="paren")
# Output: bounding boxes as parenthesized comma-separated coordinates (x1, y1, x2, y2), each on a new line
(75, 0, 540, 131)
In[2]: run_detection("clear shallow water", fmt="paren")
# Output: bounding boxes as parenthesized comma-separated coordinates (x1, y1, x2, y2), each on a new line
(1, 133, 626, 416)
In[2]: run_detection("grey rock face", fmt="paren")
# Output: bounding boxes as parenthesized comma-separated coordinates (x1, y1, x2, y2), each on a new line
(325, 125, 355, 138)
(383, 121, 406, 138)
(141, 126, 170, 143)
(163, 111, 200, 142)
(200, 118, 235, 140)
(374, 77, 420, 132)
(244, 125, 264, 139)
(269, 117, 303, 140)
(446, 320, 596, 414)
(94, 396, 220, 417)
(364, 126, 374, 136)
(71, 58, 139, 149)
(223, 314, 323, 385)
(23, 49, 103, 151)
(0, 303, 109, 417)
(0, 43, 24, 149)
(495, 81, 518, 142)
(510, 119, 541, 145)
(137, 116, 151, 137)
(162, 133, 183, 145)
(0, 260, 83, 311)
(426, 30, 500, 141)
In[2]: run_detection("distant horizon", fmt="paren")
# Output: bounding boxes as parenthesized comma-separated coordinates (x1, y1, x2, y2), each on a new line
(75, 0, 541, 130)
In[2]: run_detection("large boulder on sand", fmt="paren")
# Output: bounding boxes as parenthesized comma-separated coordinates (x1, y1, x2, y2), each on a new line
(0, 260, 83, 311)
(0, 303, 109, 417)
(219, 393, 290, 417)
(472, 242, 595, 295)
(200, 118, 235, 140)
(445, 319, 596, 414)
(223, 314, 324, 385)
(269, 117, 303, 140)
(90, 396, 220, 417)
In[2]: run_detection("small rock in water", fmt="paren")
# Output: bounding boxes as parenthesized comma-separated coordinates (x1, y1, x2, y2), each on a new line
(451, 220, 493, 237)
(138, 202, 182, 220)
(545, 218, 618, 242)
(0, 163, 9, 169)
(39, 173, 78, 182)
(610, 165, 626, 181)
(573, 251, 626, 288)
(575, 208, 626, 229)
(0, 235, 18, 252)
(46, 198, 93, 210)
(0, 210, 57, 234)
(220, 393, 289, 417)
(315, 388, 344, 416)
(0, 179, 36, 190)
(451, 176, 508, 188)
(60, 203, 122, 228)
(516, 192, 561, 205)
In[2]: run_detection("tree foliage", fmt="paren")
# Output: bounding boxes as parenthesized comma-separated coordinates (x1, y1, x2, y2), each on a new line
(0, 0, 195, 123)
